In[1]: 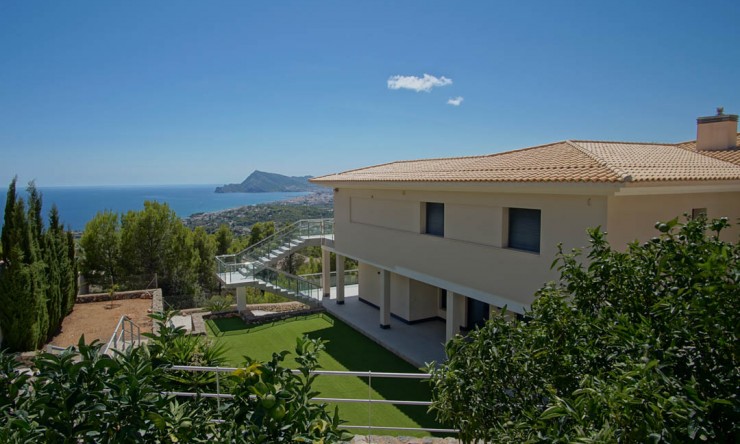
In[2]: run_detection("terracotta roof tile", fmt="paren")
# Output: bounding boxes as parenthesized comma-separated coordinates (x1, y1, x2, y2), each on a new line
(676, 135, 740, 166)
(312, 135, 740, 184)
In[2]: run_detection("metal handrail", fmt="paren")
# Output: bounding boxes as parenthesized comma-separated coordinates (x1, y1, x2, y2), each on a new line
(301, 269, 359, 287)
(248, 219, 333, 264)
(103, 315, 141, 355)
(256, 265, 319, 290)
(217, 219, 333, 263)
(170, 365, 431, 378)
(253, 265, 322, 304)
(165, 365, 457, 435)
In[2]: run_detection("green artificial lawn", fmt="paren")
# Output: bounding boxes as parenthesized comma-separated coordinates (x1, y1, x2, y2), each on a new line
(206, 313, 447, 437)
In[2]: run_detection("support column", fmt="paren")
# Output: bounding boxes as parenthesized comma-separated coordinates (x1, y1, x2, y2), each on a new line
(445, 291, 466, 342)
(335, 253, 345, 305)
(236, 286, 246, 312)
(321, 248, 331, 298)
(379, 270, 391, 329)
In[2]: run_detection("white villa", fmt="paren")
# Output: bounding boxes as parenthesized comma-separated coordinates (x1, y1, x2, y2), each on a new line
(309, 109, 740, 342)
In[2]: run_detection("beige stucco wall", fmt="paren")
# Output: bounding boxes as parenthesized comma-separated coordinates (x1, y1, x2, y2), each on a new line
(446, 203, 504, 246)
(391, 273, 409, 319)
(351, 197, 420, 232)
(358, 263, 410, 319)
(606, 192, 740, 247)
(408, 279, 439, 321)
(358, 262, 381, 307)
(335, 188, 609, 311)
(358, 261, 441, 322)
(696, 120, 737, 151)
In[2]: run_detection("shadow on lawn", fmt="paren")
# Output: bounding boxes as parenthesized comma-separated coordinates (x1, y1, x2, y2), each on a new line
(305, 321, 447, 433)
(208, 313, 331, 337)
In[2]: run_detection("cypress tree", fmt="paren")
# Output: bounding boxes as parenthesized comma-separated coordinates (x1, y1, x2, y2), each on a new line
(0, 197, 44, 350)
(25, 182, 48, 345)
(65, 230, 78, 314)
(47, 206, 77, 323)
(0, 181, 77, 350)
(27, 181, 43, 241)
(1, 177, 17, 261)
(43, 206, 64, 338)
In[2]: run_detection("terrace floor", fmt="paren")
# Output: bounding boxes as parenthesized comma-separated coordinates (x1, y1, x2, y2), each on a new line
(322, 285, 447, 368)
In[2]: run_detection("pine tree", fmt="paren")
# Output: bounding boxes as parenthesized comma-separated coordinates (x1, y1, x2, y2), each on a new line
(193, 226, 217, 292)
(79, 210, 121, 287)
(214, 224, 233, 255)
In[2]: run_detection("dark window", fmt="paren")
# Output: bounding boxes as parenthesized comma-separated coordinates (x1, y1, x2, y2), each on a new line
(439, 289, 447, 310)
(425, 202, 445, 237)
(467, 298, 490, 330)
(508, 208, 541, 253)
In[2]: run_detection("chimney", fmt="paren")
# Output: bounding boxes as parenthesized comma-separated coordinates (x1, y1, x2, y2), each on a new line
(696, 107, 738, 151)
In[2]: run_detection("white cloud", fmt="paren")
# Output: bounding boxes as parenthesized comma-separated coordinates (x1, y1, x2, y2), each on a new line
(387, 73, 452, 92)
(447, 96, 464, 106)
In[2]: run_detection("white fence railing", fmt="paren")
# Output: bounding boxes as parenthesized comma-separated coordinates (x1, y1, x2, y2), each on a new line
(164, 365, 458, 435)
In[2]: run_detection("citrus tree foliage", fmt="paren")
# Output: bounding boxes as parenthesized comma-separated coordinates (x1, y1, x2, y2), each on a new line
(428, 216, 739, 443)
(224, 338, 348, 443)
(0, 312, 349, 442)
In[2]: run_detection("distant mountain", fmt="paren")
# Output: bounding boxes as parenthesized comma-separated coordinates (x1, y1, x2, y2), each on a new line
(215, 170, 321, 193)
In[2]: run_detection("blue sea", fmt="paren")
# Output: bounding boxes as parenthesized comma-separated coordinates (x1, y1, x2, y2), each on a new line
(0, 184, 309, 231)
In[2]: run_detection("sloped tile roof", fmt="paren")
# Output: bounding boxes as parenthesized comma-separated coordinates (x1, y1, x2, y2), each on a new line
(311, 135, 740, 184)
(676, 135, 740, 166)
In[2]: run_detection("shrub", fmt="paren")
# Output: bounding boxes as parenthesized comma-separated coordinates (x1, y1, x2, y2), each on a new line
(206, 294, 234, 312)
(0, 311, 350, 442)
(428, 216, 739, 443)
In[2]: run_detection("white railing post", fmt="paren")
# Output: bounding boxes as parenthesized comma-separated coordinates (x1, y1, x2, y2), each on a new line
(216, 367, 221, 410)
(368, 370, 372, 442)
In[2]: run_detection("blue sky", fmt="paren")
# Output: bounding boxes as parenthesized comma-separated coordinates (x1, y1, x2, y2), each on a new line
(1, 1, 739, 186)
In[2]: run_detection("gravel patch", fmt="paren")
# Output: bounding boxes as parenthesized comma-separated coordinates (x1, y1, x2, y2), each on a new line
(49, 299, 153, 348)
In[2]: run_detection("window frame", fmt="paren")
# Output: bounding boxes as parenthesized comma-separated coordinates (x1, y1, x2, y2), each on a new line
(424, 202, 445, 237)
(506, 207, 541, 253)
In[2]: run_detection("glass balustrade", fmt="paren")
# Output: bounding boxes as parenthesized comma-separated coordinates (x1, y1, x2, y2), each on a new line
(254, 266, 322, 304)
(215, 219, 333, 293)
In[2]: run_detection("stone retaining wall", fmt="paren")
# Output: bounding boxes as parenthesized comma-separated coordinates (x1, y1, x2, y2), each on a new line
(246, 301, 308, 313)
(202, 301, 326, 328)
(239, 306, 326, 326)
(76, 289, 157, 304)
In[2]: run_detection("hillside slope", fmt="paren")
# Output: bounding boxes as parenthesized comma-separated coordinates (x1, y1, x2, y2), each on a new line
(215, 170, 320, 193)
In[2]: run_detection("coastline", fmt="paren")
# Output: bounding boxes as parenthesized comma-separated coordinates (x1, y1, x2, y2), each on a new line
(183, 190, 333, 235)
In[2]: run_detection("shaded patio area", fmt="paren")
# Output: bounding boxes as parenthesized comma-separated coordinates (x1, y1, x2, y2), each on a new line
(322, 285, 447, 368)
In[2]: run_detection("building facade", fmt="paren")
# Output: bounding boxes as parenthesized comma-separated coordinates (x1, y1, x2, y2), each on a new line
(312, 110, 740, 341)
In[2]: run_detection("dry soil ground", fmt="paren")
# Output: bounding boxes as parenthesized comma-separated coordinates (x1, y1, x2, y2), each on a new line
(49, 299, 153, 348)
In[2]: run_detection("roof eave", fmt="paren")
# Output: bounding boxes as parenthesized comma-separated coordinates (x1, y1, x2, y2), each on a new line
(319, 180, 627, 196)
(615, 179, 740, 196)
